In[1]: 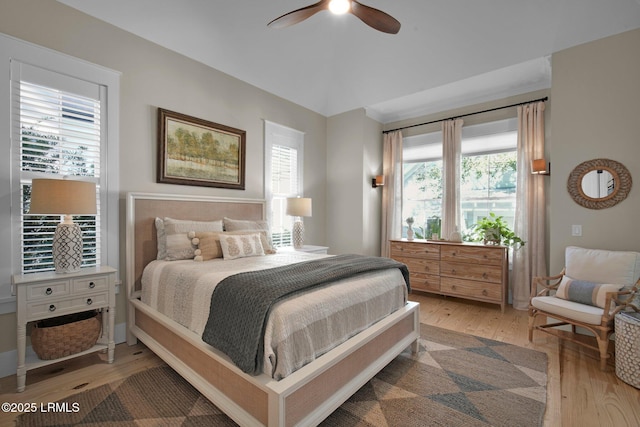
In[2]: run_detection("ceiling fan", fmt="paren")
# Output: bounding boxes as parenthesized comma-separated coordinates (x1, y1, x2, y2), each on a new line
(268, 0, 401, 34)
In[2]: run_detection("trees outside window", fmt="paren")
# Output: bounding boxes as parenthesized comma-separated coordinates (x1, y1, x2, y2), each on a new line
(402, 120, 517, 240)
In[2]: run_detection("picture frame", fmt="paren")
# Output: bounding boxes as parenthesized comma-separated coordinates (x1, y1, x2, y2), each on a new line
(157, 108, 246, 190)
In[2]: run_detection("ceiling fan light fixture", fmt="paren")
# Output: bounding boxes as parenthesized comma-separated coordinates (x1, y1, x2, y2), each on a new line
(329, 0, 351, 15)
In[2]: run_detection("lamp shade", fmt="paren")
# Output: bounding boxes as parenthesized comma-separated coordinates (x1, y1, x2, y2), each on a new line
(531, 159, 548, 175)
(286, 197, 312, 217)
(30, 179, 97, 215)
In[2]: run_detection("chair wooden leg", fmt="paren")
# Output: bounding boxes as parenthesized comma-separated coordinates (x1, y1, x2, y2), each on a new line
(596, 334, 610, 371)
(528, 313, 535, 342)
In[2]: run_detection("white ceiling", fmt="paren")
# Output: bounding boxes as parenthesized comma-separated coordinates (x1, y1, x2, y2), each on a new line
(58, 0, 640, 123)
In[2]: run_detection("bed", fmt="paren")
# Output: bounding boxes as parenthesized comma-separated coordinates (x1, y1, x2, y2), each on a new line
(125, 192, 420, 427)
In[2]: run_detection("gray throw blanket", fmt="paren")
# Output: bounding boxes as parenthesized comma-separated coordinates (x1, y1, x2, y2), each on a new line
(201, 254, 410, 376)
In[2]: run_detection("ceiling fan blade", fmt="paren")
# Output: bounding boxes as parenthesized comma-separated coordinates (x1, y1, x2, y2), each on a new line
(268, 0, 330, 29)
(350, 0, 401, 34)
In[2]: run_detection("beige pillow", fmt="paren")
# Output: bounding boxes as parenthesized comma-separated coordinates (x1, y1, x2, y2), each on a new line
(163, 218, 223, 261)
(155, 217, 167, 260)
(219, 233, 265, 260)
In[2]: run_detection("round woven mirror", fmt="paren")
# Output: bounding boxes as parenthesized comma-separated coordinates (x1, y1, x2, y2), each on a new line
(567, 158, 632, 209)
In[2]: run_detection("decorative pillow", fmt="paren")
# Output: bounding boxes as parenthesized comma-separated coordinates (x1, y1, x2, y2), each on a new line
(555, 276, 623, 308)
(155, 217, 167, 260)
(191, 230, 274, 261)
(219, 233, 265, 260)
(163, 218, 223, 261)
(223, 217, 276, 253)
(190, 231, 223, 261)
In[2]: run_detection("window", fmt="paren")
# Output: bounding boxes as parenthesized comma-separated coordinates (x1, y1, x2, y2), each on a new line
(15, 76, 102, 272)
(402, 119, 517, 239)
(264, 121, 304, 248)
(1, 35, 119, 310)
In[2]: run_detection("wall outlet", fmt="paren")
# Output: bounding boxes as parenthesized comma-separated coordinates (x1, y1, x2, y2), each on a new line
(571, 224, 582, 236)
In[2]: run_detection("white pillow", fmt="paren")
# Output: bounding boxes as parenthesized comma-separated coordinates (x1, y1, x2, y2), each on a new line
(219, 233, 265, 260)
(223, 217, 275, 253)
(163, 217, 223, 261)
(565, 246, 640, 286)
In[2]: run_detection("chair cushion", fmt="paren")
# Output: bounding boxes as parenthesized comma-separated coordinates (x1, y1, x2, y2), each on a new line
(531, 296, 605, 325)
(555, 276, 623, 308)
(565, 246, 640, 286)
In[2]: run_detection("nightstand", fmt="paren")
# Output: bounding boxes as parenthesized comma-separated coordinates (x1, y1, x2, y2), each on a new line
(12, 265, 117, 392)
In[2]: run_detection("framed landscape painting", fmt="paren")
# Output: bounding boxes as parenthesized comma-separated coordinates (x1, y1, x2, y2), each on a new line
(157, 108, 246, 189)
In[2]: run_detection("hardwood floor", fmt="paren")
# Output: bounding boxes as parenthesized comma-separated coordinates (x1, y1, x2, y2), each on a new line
(1, 293, 638, 426)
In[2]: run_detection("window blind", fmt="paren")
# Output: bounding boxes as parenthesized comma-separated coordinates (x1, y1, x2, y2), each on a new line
(270, 144, 299, 247)
(15, 78, 102, 273)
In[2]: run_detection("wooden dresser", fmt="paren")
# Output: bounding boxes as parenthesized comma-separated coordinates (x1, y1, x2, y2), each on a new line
(390, 239, 509, 312)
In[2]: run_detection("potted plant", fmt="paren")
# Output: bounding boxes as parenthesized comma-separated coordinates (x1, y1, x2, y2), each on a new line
(466, 213, 525, 248)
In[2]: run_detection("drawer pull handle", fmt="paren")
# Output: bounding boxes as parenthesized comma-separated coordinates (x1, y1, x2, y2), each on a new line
(482, 273, 488, 279)
(86, 298, 93, 305)
(45, 288, 52, 295)
(48, 304, 56, 312)
(89, 282, 96, 289)
(451, 269, 456, 274)
(482, 290, 488, 296)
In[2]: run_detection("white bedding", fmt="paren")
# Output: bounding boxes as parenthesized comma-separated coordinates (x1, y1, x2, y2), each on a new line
(141, 252, 408, 379)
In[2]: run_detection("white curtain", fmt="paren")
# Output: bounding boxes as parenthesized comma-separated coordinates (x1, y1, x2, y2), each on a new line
(513, 101, 547, 310)
(441, 119, 463, 241)
(380, 130, 403, 257)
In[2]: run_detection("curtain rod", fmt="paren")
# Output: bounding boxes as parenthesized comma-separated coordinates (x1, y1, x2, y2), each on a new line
(382, 96, 548, 134)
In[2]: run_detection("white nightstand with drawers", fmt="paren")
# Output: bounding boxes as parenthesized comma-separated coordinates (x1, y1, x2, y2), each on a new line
(12, 265, 117, 392)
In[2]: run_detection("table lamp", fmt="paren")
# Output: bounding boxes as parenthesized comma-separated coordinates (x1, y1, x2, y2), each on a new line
(29, 178, 97, 273)
(286, 197, 312, 249)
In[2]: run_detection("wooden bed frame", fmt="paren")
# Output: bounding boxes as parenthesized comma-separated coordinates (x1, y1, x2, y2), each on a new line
(125, 192, 420, 427)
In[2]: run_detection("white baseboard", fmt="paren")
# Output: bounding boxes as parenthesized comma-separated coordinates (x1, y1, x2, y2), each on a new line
(0, 322, 127, 380)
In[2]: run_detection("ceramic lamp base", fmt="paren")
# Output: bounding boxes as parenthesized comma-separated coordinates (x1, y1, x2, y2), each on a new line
(53, 222, 83, 274)
(292, 220, 305, 249)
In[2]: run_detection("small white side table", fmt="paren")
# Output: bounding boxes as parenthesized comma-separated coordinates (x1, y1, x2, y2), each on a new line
(615, 311, 640, 388)
(281, 245, 329, 254)
(12, 265, 117, 392)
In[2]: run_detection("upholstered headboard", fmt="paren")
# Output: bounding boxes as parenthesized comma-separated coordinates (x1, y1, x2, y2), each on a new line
(125, 192, 265, 294)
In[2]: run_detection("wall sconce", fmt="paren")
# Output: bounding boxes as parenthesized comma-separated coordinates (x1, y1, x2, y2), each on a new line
(531, 159, 550, 176)
(372, 175, 385, 188)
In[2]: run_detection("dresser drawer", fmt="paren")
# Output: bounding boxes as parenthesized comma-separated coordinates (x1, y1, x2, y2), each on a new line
(26, 280, 70, 301)
(440, 261, 502, 283)
(410, 272, 440, 292)
(441, 277, 502, 302)
(26, 292, 108, 320)
(72, 276, 108, 293)
(402, 257, 440, 275)
(390, 241, 439, 259)
(440, 245, 504, 266)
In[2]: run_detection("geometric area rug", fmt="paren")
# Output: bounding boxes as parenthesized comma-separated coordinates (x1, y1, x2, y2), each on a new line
(16, 324, 547, 427)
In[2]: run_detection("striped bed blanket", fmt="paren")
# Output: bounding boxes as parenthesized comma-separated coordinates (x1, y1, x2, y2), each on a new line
(141, 252, 409, 379)
(201, 254, 410, 375)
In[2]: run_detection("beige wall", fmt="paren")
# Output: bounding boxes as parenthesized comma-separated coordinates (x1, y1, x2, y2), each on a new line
(326, 109, 383, 256)
(548, 28, 640, 273)
(0, 0, 327, 356)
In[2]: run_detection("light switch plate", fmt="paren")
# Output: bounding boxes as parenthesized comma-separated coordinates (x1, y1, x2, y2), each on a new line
(571, 224, 582, 236)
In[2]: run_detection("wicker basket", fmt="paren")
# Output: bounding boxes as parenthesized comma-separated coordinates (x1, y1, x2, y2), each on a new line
(31, 310, 101, 360)
(615, 311, 640, 389)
